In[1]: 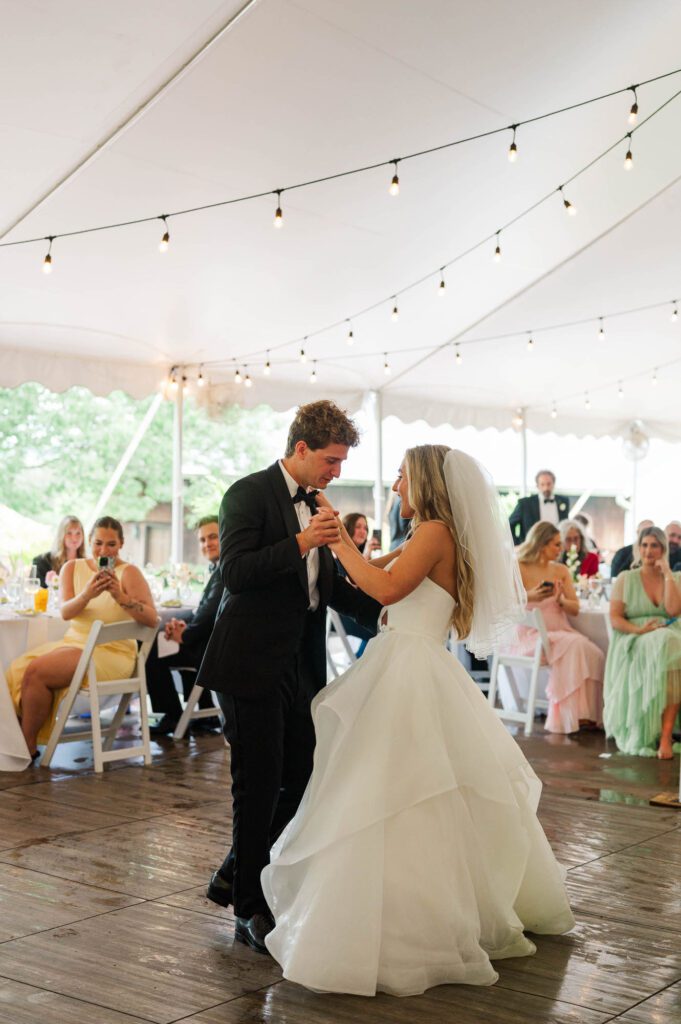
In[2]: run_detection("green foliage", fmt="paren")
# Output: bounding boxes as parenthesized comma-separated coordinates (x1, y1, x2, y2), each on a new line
(0, 383, 285, 526)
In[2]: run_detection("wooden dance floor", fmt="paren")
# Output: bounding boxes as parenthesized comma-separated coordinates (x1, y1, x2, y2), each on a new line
(0, 725, 679, 1024)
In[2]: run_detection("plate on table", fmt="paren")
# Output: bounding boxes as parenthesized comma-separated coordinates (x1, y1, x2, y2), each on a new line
(15, 608, 39, 617)
(160, 599, 183, 608)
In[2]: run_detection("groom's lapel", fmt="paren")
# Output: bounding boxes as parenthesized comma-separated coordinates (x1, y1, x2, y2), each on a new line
(266, 462, 309, 598)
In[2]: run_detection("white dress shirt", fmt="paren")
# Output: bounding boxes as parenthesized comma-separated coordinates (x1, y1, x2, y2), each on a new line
(539, 495, 559, 527)
(279, 460, 320, 611)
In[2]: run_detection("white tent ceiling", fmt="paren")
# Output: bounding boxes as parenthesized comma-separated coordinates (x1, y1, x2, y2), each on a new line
(2, 0, 681, 439)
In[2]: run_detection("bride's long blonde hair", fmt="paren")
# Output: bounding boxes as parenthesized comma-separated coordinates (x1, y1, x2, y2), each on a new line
(404, 444, 474, 639)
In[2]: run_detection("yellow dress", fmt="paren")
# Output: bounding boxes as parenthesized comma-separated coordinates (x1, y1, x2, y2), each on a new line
(7, 560, 137, 745)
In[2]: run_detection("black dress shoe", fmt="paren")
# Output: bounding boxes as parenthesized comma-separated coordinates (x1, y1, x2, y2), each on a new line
(206, 870, 233, 908)
(234, 913, 273, 955)
(191, 716, 221, 734)
(149, 714, 179, 736)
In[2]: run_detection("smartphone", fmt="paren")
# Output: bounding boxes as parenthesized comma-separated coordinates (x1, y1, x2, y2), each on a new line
(663, 617, 677, 627)
(98, 556, 115, 572)
(372, 529, 382, 544)
(540, 580, 554, 592)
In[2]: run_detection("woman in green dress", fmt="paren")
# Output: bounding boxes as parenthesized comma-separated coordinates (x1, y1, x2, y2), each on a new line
(605, 526, 681, 758)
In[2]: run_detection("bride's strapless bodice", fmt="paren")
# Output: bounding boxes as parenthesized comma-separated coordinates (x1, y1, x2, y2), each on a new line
(380, 575, 455, 643)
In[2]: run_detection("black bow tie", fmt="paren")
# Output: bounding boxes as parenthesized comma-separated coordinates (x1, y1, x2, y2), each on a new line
(292, 486, 318, 514)
(543, 497, 555, 504)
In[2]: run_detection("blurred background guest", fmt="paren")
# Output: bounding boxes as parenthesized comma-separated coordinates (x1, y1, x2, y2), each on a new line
(559, 519, 600, 578)
(605, 526, 681, 759)
(510, 522, 604, 734)
(334, 513, 380, 657)
(31, 515, 85, 586)
(573, 511, 599, 553)
(147, 516, 224, 736)
(665, 521, 681, 570)
(509, 469, 570, 545)
(387, 492, 410, 551)
(610, 518, 654, 578)
(7, 516, 156, 759)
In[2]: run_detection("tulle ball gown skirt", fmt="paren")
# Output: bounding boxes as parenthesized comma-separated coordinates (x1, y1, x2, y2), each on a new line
(262, 586, 574, 997)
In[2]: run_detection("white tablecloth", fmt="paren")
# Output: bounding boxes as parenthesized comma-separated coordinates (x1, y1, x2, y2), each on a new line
(569, 604, 610, 656)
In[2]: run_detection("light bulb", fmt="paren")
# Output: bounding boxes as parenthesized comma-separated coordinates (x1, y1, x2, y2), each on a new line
(42, 237, 54, 274)
(159, 216, 170, 252)
(263, 356, 271, 376)
(300, 347, 307, 363)
(383, 354, 391, 376)
(438, 273, 446, 295)
(618, 382, 624, 399)
(169, 376, 178, 393)
(197, 371, 205, 388)
(274, 190, 283, 228)
(494, 232, 501, 262)
(551, 404, 558, 419)
(628, 88, 638, 126)
(455, 344, 462, 365)
(598, 318, 605, 340)
(624, 136, 633, 170)
(391, 303, 399, 322)
(310, 361, 317, 383)
(389, 161, 400, 196)
(508, 126, 518, 163)
(652, 369, 658, 386)
(244, 374, 253, 388)
(671, 305, 678, 323)
(563, 196, 576, 216)
(234, 368, 242, 384)
(527, 335, 534, 352)
(346, 321, 354, 345)
(584, 393, 591, 409)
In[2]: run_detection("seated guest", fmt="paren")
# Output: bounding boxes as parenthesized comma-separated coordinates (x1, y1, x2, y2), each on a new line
(511, 521, 604, 734)
(604, 526, 681, 759)
(573, 511, 599, 553)
(334, 513, 380, 657)
(559, 519, 599, 578)
(7, 516, 157, 759)
(610, 519, 653, 578)
(31, 515, 85, 586)
(147, 516, 224, 735)
(509, 469, 570, 545)
(665, 521, 681, 571)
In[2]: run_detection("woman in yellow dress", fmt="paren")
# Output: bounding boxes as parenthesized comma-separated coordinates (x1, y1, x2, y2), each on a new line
(7, 516, 158, 757)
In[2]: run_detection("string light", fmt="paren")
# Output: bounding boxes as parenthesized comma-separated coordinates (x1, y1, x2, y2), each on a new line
(310, 361, 317, 384)
(234, 366, 243, 385)
(527, 333, 535, 352)
(383, 353, 391, 375)
(169, 372, 178, 393)
(391, 300, 399, 322)
(584, 392, 591, 409)
(551, 403, 558, 419)
(671, 303, 678, 323)
(346, 319, 354, 345)
(263, 351, 271, 376)
(559, 186, 577, 216)
(438, 269, 446, 296)
(624, 134, 634, 169)
(42, 236, 54, 274)
(300, 343, 307, 363)
(494, 231, 502, 262)
(159, 216, 170, 253)
(652, 368, 658, 386)
(455, 344, 462, 365)
(628, 86, 639, 125)
(244, 371, 253, 388)
(617, 381, 624, 399)
(511, 409, 524, 430)
(389, 160, 400, 196)
(181, 374, 188, 393)
(508, 125, 518, 163)
(197, 367, 205, 388)
(274, 190, 283, 228)
(598, 317, 605, 340)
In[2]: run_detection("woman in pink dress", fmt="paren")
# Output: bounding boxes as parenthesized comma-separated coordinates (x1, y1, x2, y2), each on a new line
(514, 522, 604, 734)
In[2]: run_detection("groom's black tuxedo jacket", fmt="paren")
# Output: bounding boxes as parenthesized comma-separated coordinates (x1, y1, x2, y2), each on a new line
(196, 462, 381, 698)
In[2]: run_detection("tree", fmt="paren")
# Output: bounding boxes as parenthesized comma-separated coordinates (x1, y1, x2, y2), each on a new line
(0, 383, 286, 526)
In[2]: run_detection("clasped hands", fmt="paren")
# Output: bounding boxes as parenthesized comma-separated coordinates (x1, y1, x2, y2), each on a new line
(298, 494, 344, 555)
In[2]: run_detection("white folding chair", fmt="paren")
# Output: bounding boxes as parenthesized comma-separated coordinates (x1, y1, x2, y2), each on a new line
(326, 609, 358, 679)
(42, 620, 157, 771)
(487, 609, 551, 736)
(173, 669, 224, 739)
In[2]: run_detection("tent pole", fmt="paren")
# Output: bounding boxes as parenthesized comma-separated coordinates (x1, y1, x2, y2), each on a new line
(88, 392, 164, 529)
(370, 391, 385, 533)
(521, 409, 528, 496)
(171, 377, 184, 563)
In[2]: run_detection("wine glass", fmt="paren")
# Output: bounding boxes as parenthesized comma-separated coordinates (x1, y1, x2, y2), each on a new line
(24, 577, 40, 609)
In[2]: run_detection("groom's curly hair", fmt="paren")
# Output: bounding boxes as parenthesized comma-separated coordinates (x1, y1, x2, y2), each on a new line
(285, 400, 360, 456)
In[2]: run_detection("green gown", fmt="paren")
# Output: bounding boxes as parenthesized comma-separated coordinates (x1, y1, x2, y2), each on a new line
(603, 569, 681, 756)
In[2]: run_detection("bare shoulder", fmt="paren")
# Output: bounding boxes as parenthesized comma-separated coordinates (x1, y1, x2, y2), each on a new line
(554, 563, 572, 580)
(413, 520, 452, 538)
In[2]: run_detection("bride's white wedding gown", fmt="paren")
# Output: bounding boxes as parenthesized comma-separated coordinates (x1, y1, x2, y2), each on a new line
(262, 572, 575, 997)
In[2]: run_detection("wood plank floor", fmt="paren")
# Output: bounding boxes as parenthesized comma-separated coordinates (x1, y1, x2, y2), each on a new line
(0, 725, 679, 1023)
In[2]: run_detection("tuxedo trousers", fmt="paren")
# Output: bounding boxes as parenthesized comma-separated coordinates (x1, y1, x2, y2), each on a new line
(216, 626, 318, 918)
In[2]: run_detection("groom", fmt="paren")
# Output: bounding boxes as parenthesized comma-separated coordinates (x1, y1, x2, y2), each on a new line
(197, 400, 381, 953)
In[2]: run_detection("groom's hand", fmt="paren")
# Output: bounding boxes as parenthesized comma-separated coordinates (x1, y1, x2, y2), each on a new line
(297, 508, 341, 556)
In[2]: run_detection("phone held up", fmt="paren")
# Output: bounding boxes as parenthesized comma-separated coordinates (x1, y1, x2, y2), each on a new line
(98, 556, 115, 572)
(372, 529, 382, 544)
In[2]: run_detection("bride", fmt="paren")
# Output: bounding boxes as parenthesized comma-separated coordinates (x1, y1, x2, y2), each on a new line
(261, 445, 574, 997)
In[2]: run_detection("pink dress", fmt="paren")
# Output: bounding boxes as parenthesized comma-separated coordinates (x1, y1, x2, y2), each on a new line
(514, 597, 605, 733)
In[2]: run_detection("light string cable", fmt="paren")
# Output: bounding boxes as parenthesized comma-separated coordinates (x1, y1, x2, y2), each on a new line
(192, 80, 681, 375)
(0, 66, 679, 257)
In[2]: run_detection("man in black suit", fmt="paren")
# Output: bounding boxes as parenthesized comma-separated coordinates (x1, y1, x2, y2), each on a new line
(197, 400, 380, 954)
(610, 518, 654, 577)
(509, 469, 570, 545)
(146, 516, 224, 735)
